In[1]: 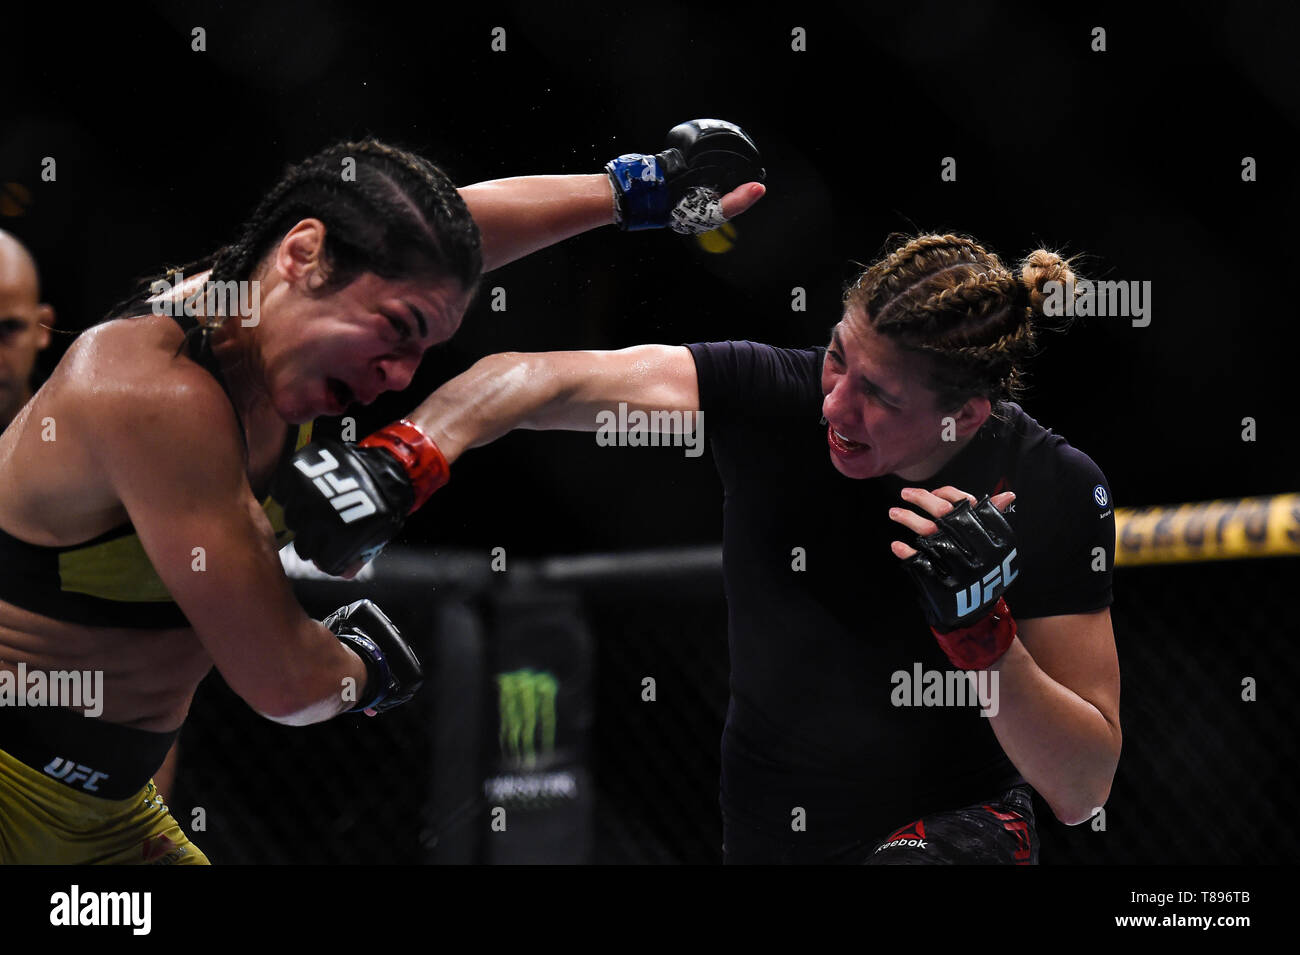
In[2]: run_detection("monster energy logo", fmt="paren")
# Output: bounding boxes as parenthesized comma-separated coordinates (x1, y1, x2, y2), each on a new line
(496, 669, 557, 767)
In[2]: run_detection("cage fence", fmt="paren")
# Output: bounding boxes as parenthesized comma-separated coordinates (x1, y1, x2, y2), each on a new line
(171, 547, 1297, 864)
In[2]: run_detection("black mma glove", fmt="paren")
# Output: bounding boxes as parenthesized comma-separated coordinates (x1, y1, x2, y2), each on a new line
(901, 495, 1020, 670)
(606, 118, 765, 233)
(273, 421, 449, 577)
(323, 599, 423, 713)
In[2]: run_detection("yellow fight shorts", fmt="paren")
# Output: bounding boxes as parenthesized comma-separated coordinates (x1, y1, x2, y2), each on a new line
(0, 746, 209, 865)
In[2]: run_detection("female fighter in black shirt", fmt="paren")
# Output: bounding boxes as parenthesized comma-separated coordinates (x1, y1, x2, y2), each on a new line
(283, 234, 1121, 864)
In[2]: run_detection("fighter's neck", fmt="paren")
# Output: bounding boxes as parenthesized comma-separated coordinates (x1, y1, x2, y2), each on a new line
(150, 269, 276, 426)
(892, 428, 981, 483)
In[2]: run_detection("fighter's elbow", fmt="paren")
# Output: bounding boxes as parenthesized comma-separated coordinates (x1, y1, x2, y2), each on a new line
(249, 684, 340, 726)
(1050, 782, 1113, 826)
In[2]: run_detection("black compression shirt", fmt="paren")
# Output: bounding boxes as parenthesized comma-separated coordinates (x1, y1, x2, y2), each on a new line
(686, 341, 1116, 846)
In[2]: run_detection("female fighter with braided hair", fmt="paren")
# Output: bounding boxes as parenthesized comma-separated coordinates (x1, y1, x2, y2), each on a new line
(284, 233, 1121, 865)
(0, 125, 765, 863)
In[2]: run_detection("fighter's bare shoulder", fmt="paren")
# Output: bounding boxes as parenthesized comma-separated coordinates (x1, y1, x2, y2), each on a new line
(54, 314, 241, 456)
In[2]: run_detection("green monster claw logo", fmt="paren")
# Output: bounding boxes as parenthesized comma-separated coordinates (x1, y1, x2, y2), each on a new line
(496, 669, 558, 767)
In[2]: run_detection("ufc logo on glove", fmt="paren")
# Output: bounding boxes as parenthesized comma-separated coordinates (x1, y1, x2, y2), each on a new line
(902, 496, 1023, 670)
(292, 449, 379, 524)
(955, 549, 1019, 617)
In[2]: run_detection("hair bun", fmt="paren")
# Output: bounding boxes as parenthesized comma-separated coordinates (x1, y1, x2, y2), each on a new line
(1020, 249, 1078, 316)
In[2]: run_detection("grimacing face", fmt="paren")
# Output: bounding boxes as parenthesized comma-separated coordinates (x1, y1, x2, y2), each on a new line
(820, 308, 989, 482)
(245, 219, 473, 424)
(256, 271, 470, 424)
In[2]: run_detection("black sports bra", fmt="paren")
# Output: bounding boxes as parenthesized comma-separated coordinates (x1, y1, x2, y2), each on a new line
(0, 313, 312, 628)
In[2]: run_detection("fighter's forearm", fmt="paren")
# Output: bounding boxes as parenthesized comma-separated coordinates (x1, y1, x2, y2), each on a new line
(458, 175, 614, 273)
(405, 352, 562, 464)
(986, 640, 1122, 825)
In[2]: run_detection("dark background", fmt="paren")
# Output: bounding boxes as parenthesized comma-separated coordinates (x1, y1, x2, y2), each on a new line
(3, 1, 1297, 864)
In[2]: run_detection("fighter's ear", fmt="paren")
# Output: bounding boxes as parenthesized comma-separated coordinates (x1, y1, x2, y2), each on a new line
(36, 303, 54, 348)
(276, 218, 329, 289)
(952, 394, 991, 437)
